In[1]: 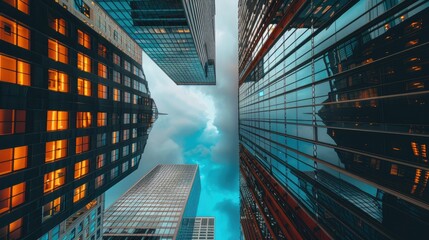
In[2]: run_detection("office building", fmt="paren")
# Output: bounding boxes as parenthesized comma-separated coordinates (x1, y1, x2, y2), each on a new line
(239, 0, 429, 239)
(95, 0, 216, 85)
(177, 217, 215, 240)
(0, 0, 156, 239)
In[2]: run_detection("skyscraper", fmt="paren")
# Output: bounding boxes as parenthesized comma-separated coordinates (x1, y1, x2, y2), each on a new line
(0, 0, 156, 239)
(239, 0, 429, 239)
(95, 0, 216, 85)
(103, 164, 201, 239)
(177, 217, 215, 240)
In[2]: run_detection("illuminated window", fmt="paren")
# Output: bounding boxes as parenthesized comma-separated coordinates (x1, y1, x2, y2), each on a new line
(112, 70, 120, 83)
(0, 109, 25, 135)
(96, 154, 105, 169)
(95, 174, 104, 189)
(0, 182, 25, 214)
(96, 133, 106, 147)
(0, 15, 30, 49)
(77, 53, 91, 72)
(77, 30, 90, 49)
(3, 0, 29, 14)
(48, 69, 68, 92)
(48, 17, 66, 35)
(73, 184, 87, 203)
(74, 160, 89, 179)
(113, 53, 120, 65)
(42, 196, 62, 221)
(123, 129, 129, 141)
(44, 168, 65, 193)
(110, 166, 118, 179)
(131, 157, 137, 167)
(45, 139, 67, 162)
(124, 92, 130, 103)
(133, 95, 138, 104)
(112, 131, 119, 144)
(111, 149, 119, 162)
(0, 217, 23, 239)
(98, 63, 107, 78)
(97, 112, 107, 126)
(75, 136, 89, 154)
(0, 54, 30, 86)
(0, 146, 27, 175)
(132, 143, 137, 153)
(132, 114, 137, 124)
(98, 84, 107, 99)
(77, 78, 91, 96)
(47, 110, 68, 131)
(113, 88, 120, 101)
(123, 113, 130, 124)
(48, 39, 68, 64)
(98, 44, 107, 58)
(76, 112, 92, 128)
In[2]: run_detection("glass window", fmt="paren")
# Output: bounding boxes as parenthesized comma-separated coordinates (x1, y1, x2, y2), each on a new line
(110, 166, 118, 179)
(48, 39, 68, 64)
(0, 54, 30, 86)
(0, 109, 25, 135)
(45, 139, 67, 162)
(123, 113, 130, 124)
(76, 112, 91, 128)
(0, 182, 25, 214)
(122, 145, 129, 156)
(98, 84, 107, 99)
(48, 16, 66, 35)
(123, 76, 131, 87)
(124, 92, 130, 103)
(74, 160, 89, 179)
(112, 70, 120, 83)
(0, 218, 23, 240)
(77, 30, 90, 49)
(47, 110, 68, 131)
(98, 63, 107, 78)
(113, 53, 120, 65)
(73, 184, 86, 203)
(95, 174, 104, 189)
(123, 129, 129, 141)
(113, 88, 120, 101)
(96, 133, 106, 147)
(77, 53, 91, 72)
(111, 149, 119, 162)
(98, 44, 107, 58)
(44, 168, 65, 193)
(3, 0, 29, 14)
(112, 131, 119, 144)
(122, 161, 129, 173)
(97, 112, 107, 126)
(48, 69, 68, 92)
(132, 143, 137, 153)
(42, 196, 62, 221)
(96, 154, 105, 169)
(124, 60, 131, 71)
(0, 146, 27, 175)
(77, 78, 91, 96)
(0, 15, 30, 49)
(75, 136, 89, 154)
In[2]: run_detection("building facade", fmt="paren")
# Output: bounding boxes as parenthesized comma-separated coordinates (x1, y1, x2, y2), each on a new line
(95, 0, 216, 85)
(177, 217, 215, 240)
(239, 0, 429, 239)
(0, 0, 156, 239)
(103, 164, 201, 240)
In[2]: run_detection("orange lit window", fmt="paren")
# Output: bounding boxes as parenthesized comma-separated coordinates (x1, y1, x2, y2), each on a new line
(45, 139, 67, 162)
(77, 30, 90, 49)
(76, 112, 91, 128)
(48, 69, 68, 92)
(48, 39, 68, 64)
(74, 160, 89, 179)
(112, 131, 119, 144)
(0, 15, 30, 49)
(49, 17, 66, 35)
(77, 78, 91, 96)
(0, 182, 25, 214)
(0, 146, 27, 175)
(75, 136, 89, 154)
(96, 154, 105, 169)
(0, 54, 30, 86)
(97, 112, 107, 126)
(3, 0, 29, 14)
(42, 196, 62, 221)
(77, 53, 91, 72)
(95, 174, 104, 189)
(73, 184, 86, 203)
(44, 168, 65, 193)
(98, 84, 107, 99)
(0, 217, 23, 239)
(47, 110, 68, 131)
(113, 88, 120, 101)
(98, 63, 107, 78)
(0, 109, 25, 135)
(98, 43, 107, 58)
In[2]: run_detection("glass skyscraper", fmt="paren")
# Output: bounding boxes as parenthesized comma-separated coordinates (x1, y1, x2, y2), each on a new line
(177, 217, 215, 240)
(103, 164, 201, 239)
(239, 0, 429, 239)
(95, 0, 216, 85)
(0, 0, 155, 239)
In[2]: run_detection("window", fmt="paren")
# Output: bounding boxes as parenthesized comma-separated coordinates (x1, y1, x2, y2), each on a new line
(96, 133, 106, 147)
(48, 69, 68, 92)
(75, 136, 89, 154)
(113, 30, 118, 41)
(48, 39, 68, 64)
(42, 196, 62, 220)
(132, 128, 137, 138)
(77, 30, 90, 49)
(73, 184, 87, 203)
(76, 112, 91, 128)
(98, 84, 107, 99)
(0, 109, 25, 135)
(112, 70, 120, 83)
(96, 154, 105, 169)
(0, 182, 25, 214)
(113, 88, 120, 101)
(45, 139, 67, 162)
(124, 92, 130, 103)
(122, 161, 129, 173)
(77, 53, 91, 72)
(0, 146, 27, 175)
(123, 129, 129, 141)
(77, 78, 91, 96)
(97, 112, 107, 126)
(110, 167, 118, 179)
(113, 53, 120, 65)
(0, 54, 30, 86)
(47, 110, 68, 131)
(0, 218, 23, 240)
(74, 160, 89, 179)
(3, 0, 29, 14)
(122, 145, 129, 156)
(44, 168, 65, 193)
(133, 65, 139, 76)
(131, 157, 137, 167)
(123, 113, 130, 124)
(48, 17, 66, 35)
(98, 44, 107, 58)
(133, 95, 138, 104)
(132, 143, 137, 153)
(112, 131, 119, 144)
(98, 63, 107, 78)
(0, 15, 30, 49)
(111, 149, 119, 162)
(95, 174, 104, 189)
(124, 60, 131, 71)
(124, 76, 131, 87)
(132, 114, 137, 124)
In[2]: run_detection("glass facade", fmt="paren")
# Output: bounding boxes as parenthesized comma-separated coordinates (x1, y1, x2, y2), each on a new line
(239, 0, 429, 239)
(177, 217, 215, 240)
(95, 0, 216, 85)
(103, 164, 201, 240)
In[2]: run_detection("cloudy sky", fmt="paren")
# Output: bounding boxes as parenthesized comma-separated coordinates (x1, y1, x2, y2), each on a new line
(106, 0, 240, 239)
